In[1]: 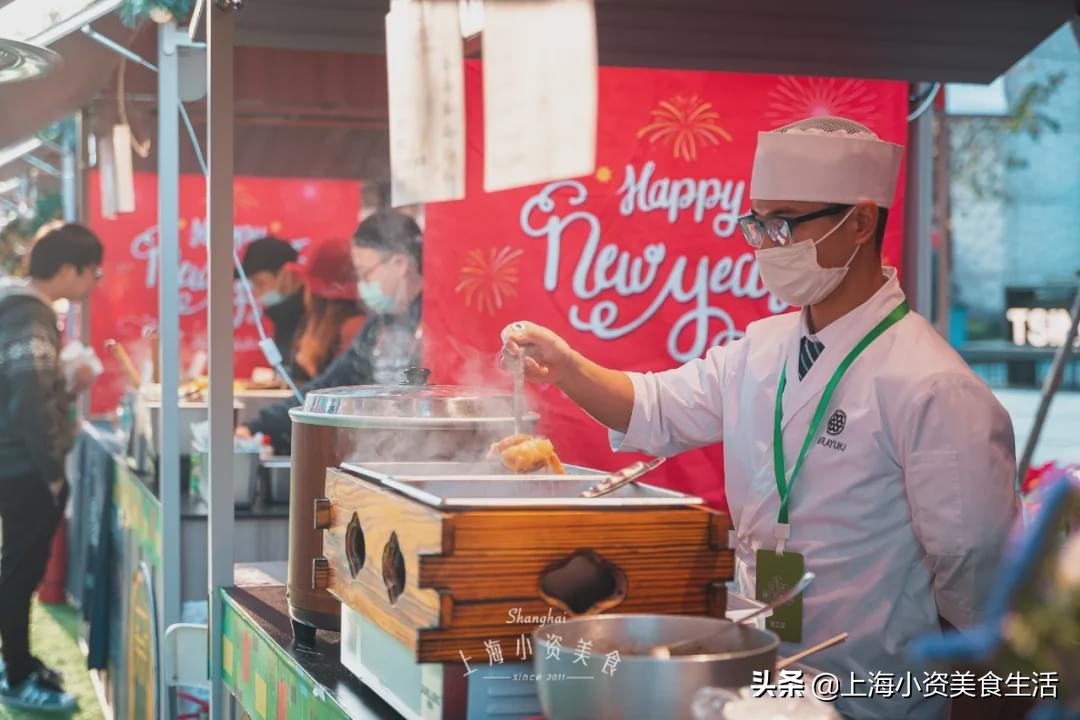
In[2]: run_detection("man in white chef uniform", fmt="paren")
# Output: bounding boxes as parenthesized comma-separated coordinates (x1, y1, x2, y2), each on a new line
(501, 116, 1019, 719)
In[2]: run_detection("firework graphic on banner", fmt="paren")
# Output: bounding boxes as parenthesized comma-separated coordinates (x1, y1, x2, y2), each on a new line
(636, 96, 733, 162)
(455, 246, 524, 316)
(765, 76, 880, 129)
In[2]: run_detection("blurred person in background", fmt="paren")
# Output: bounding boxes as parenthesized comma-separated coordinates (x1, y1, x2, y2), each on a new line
(239, 235, 305, 366)
(238, 210, 423, 452)
(0, 222, 103, 713)
(288, 239, 367, 384)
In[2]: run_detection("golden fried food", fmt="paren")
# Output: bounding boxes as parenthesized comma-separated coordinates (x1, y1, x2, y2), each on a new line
(489, 433, 533, 455)
(490, 434, 566, 475)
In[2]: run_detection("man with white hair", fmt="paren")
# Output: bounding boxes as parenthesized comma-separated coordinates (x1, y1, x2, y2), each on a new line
(501, 116, 1019, 718)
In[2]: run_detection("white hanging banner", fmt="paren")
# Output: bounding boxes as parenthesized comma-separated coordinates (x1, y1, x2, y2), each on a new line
(482, 0, 597, 193)
(385, 0, 466, 207)
(112, 124, 137, 214)
(97, 132, 117, 220)
(459, 0, 484, 38)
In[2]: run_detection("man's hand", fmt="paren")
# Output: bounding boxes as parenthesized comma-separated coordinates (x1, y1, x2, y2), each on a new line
(498, 321, 635, 433)
(235, 425, 253, 440)
(499, 322, 578, 386)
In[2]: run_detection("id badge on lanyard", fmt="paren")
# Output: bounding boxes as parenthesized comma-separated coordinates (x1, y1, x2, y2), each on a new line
(757, 301, 909, 642)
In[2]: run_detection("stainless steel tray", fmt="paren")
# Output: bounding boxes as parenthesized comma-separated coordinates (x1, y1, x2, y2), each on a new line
(338, 461, 703, 509)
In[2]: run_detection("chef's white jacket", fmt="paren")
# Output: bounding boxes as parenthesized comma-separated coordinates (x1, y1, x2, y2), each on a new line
(613, 268, 1019, 719)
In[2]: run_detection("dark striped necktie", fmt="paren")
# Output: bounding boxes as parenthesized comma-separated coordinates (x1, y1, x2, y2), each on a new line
(799, 336, 825, 380)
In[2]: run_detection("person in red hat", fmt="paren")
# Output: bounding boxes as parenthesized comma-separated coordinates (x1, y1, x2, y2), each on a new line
(287, 239, 366, 383)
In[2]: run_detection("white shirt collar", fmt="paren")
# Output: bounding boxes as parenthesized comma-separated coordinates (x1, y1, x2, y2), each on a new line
(799, 267, 903, 348)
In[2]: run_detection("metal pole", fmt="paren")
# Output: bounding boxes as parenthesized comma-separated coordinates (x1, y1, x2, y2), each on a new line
(80, 25, 159, 72)
(21, 154, 60, 177)
(75, 111, 92, 421)
(933, 111, 952, 339)
(207, 2, 237, 717)
(902, 82, 934, 318)
(61, 119, 87, 400)
(180, 103, 208, 177)
(1016, 278, 1080, 486)
(157, 21, 183, 720)
(61, 122, 77, 222)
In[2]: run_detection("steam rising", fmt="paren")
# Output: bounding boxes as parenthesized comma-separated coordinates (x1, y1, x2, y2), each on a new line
(322, 347, 537, 476)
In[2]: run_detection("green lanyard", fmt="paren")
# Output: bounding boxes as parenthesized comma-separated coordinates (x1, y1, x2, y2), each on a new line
(771, 301, 909, 550)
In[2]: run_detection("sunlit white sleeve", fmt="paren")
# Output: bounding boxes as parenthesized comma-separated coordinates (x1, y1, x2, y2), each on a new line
(609, 345, 728, 458)
(900, 375, 1020, 628)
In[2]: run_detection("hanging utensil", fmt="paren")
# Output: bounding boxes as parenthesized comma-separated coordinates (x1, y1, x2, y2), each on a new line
(105, 339, 142, 389)
(775, 632, 848, 670)
(650, 571, 815, 658)
(511, 352, 525, 436)
(580, 457, 667, 498)
(503, 322, 527, 436)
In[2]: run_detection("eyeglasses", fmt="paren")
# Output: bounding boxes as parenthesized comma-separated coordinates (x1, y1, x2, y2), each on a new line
(738, 204, 852, 248)
(355, 257, 389, 282)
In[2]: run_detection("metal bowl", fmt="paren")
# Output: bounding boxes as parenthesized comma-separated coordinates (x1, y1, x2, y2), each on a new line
(532, 614, 779, 720)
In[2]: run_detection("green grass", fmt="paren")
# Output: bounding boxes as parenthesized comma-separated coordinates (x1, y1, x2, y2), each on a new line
(0, 601, 103, 720)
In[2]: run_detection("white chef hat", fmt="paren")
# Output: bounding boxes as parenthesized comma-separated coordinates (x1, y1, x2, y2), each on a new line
(749, 116, 904, 208)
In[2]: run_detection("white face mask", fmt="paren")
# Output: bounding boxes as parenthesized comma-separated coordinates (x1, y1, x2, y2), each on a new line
(754, 207, 859, 307)
(258, 290, 287, 308)
(358, 279, 398, 315)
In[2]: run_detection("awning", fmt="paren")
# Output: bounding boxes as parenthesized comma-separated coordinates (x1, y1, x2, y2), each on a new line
(224, 0, 1074, 84)
(0, 0, 132, 152)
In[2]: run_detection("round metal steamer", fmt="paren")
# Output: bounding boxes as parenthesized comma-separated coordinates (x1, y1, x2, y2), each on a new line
(533, 614, 780, 720)
(286, 371, 538, 637)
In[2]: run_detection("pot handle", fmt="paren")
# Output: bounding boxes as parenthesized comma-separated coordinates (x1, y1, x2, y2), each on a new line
(775, 632, 848, 670)
(400, 367, 431, 386)
(313, 497, 332, 530)
(312, 557, 332, 591)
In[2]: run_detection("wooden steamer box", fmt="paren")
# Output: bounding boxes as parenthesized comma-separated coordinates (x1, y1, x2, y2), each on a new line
(314, 463, 734, 663)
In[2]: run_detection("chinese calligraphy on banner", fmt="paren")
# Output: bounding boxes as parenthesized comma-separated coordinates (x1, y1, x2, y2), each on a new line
(423, 64, 908, 509)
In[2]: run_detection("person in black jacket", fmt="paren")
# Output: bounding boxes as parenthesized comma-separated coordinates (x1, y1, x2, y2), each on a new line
(238, 211, 423, 452)
(239, 236, 305, 370)
(0, 222, 103, 713)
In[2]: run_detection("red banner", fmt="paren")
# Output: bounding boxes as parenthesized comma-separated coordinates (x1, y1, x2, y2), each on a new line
(87, 172, 361, 414)
(423, 64, 908, 509)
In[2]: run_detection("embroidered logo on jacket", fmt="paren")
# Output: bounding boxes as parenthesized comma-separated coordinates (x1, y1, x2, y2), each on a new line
(816, 409, 848, 453)
(826, 409, 847, 436)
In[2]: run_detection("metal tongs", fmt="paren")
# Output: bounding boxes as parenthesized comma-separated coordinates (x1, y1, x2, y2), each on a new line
(502, 323, 528, 436)
(511, 352, 525, 436)
(580, 457, 667, 498)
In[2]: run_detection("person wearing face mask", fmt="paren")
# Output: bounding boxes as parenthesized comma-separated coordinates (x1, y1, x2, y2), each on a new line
(287, 239, 367, 384)
(238, 235, 305, 367)
(498, 117, 1018, 720)
(238, 210, 423, 451)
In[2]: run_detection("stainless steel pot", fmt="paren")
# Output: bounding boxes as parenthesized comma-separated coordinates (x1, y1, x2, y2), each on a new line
(191, 450, 260, 508)
(286, 368, 539, 638)
(261, 456, 291, 505)
(532, 614, 779, 720)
